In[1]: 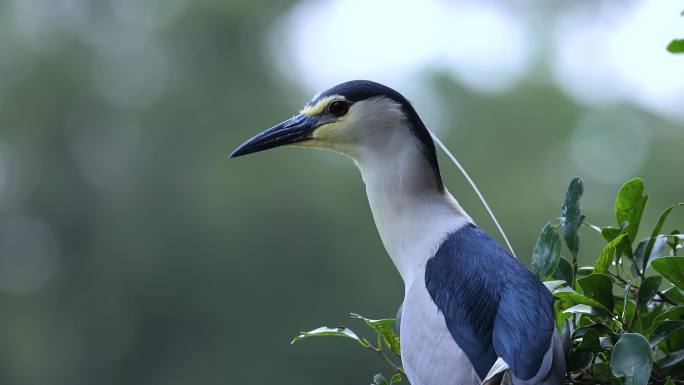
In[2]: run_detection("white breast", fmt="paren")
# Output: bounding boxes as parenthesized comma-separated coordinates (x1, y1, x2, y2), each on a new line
(401, 266, 481, 385)
(349, 115, 478, 384)
(354, 129, 471, 287)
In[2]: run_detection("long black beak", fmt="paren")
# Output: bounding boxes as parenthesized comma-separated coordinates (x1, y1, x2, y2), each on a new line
(230, 114, 317, 158)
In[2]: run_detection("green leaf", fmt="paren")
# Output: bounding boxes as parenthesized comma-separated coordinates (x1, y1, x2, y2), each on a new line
(591, 362, 616, 381)
(568, 351, 594, 372)
(636, 276, 662, 311)
(642, 205, 679, 271)
(634, 303, 666, 334)
(543, 280, 567, 292)
(664, 327, 684, 352)
(577, 273, 615, 311)
(615, 178, 648, 244)
(573, 323, 610, 336)
(649, 320, 684, 347)
(573, 323, 612, 339)
(373, 373, 388, 385)
(553, 286, 611, 313)
(662, 286, 684, 304)
(610, 333, 653, 385)
(653, 306, 684, 327)
(594, 234, 627, 274)
(576, 328, 601, 351)
(583, 222, 602, 235)
(635, 238, 667, 275)
(553, 257, 573, 283)
(563, 304, 595, 315)
(667, 39, 684, 53)
(351, 314, 401, 356)
(390, 373, 403, 384)
(561, 177, 584, 258)
(665, 230, 682, 255)
(602, 226, 622, 242)
(291, 326, 368, 347)
(532, 223, 562, 280)
(652, 257, 684, 291)
(661, 351, 684, 369)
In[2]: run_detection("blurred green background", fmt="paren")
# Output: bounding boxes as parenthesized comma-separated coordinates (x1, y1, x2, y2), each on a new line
(0, 1, 682, 384)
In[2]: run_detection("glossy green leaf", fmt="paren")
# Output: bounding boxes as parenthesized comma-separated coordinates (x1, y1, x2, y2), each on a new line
(615, 178, 648, 244)
(636, 276, 662, 311)
(661, 351, 684, 369)
(563, 304, 595, 315)
(662, 286, 684, 304)
(573, 323, 611, 339)
(576, 328, 600, 351)
(390, 373, 402, 384)
(635, 238, 667, 275)
(555, 302, 573, 332)
(634, 303, 666, 334)
(583, 222, 602, 235)
(590, 362, 615, 382)
(561, 177, 584, 258)
(594, 234, 627, 274)
(543, 280, 566, 292)
(577, 273, 615, 311)
(610, 333, 652, 385)
(373, 373, 388, 385)
(351, 313, 401, 356)
(664, 327, 684, 352)
(553, 257, 573, 283)
(652, 257, 684, 291)
(602, 226, 622, 242)
(642, 205, 679, 271)
(667, 39, 684, 53)
(649, 320, 684, 347)
(653, 306, 684, 327)
(532, 223, 561, 280)
(554, 287, 611, 313)
(291, 326, 367, 347)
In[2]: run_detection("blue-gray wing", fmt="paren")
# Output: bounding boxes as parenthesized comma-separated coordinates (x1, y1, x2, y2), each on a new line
(491, 253, 555, 380)
(425, 224, 555, 381)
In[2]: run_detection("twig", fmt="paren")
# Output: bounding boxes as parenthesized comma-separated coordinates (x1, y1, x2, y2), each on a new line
(366, 345, 406, 380)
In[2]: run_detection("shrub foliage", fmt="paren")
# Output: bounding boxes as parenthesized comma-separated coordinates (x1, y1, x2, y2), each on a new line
(291, 177, 684, 385)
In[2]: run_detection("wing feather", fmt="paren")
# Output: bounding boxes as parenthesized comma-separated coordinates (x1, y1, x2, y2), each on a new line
(425, 224, 555, 381)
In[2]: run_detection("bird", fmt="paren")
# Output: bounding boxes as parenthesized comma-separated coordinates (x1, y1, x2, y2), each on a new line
(230, 80, 565, 385)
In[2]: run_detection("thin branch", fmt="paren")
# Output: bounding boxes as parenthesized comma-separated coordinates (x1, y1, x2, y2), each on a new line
(365, 345, 406, 380)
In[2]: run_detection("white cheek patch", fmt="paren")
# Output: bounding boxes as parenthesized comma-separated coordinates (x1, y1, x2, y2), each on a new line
(311, 122, 337, 140)
(300, 95, 344, 116)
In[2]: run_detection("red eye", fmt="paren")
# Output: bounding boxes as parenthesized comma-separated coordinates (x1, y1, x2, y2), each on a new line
(328, 100, 350, 117)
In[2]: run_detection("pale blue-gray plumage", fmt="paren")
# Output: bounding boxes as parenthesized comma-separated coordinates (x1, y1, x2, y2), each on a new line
(230, 80, 565, 385)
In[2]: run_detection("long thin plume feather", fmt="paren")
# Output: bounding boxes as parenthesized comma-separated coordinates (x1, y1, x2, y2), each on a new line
(430, 130, 517, 258)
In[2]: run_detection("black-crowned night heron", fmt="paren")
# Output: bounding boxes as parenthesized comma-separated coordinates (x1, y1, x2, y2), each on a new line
(230, 80, 565, 385)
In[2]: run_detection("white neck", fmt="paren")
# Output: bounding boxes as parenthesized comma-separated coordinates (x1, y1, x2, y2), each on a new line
(353, 134, 472, 289)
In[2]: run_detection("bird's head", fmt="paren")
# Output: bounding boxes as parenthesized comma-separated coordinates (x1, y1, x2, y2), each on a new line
(230, 80, 443, 189)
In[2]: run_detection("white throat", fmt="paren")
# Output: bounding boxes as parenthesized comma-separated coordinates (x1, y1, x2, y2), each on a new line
(353, 132, 472, 289)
